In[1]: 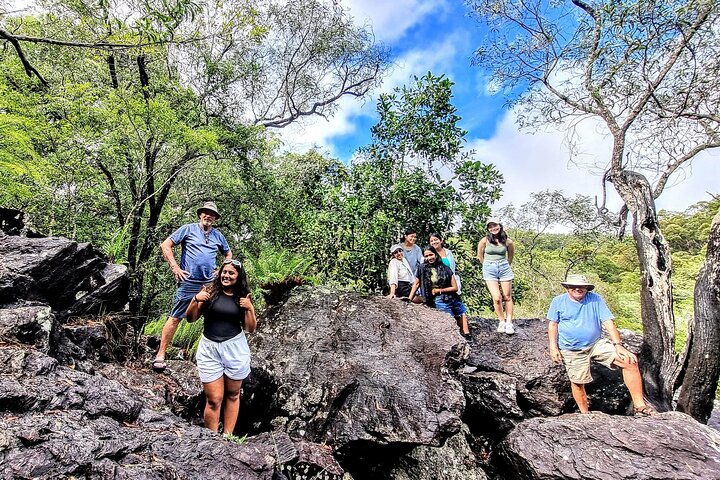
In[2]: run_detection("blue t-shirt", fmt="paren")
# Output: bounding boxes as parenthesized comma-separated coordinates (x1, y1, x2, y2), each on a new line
(170, 223, 230, 283)
(546, 291, 614, 350)
(403, 244, 423, 278)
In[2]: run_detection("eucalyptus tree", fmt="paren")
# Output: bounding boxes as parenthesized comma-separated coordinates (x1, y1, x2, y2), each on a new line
(1, 0, 389, 318)
(468, 0, 720, 417)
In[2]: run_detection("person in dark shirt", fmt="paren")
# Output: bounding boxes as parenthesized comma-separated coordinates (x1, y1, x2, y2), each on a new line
(408, 245, 471, 340)
(186, 259, 256, 435)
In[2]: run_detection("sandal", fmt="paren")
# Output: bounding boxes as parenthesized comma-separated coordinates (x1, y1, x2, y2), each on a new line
(152, 359, 167, 373)
(634, 405, 658, 417)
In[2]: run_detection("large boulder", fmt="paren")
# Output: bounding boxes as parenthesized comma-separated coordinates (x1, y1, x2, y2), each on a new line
(249, 287, 468, 464)
(497, 411, 720, 479)
(461, 318, 639, 438)
(0, 235, 128, 315)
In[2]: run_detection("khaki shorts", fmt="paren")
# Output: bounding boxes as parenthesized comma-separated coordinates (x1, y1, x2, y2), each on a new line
(560, 338, 617, 384)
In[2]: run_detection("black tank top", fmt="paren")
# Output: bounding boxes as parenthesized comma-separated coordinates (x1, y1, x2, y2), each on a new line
(203, 293, 244, 342)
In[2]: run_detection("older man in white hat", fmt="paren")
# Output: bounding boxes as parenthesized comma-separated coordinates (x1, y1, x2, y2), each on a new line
(152, 201, 233, 373)
(547, 273, 657, 416)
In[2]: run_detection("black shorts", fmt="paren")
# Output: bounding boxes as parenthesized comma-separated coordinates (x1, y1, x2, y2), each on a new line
(396, 281, 412, 298)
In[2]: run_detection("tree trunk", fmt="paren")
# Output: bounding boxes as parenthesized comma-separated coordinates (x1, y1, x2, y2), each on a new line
(676, 207, 720, 422)
(609, 170, 677, 409)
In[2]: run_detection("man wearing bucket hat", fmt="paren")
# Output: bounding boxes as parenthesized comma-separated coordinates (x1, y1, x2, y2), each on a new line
(547, 274, 657, 416)
(152, 201, 233, 373)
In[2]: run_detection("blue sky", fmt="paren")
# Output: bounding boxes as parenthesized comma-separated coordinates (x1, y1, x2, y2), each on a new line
(280, 0, 719, 217)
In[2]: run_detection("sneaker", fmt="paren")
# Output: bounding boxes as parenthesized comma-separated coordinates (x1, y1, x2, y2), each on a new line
(505, 323, 515, 335)
(496, 322, 506, 333)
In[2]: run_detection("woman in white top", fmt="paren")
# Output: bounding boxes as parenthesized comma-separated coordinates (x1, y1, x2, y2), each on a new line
(387, 244, 417, 299)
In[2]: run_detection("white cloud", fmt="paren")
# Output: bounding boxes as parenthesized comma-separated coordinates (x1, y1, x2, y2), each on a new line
(342, 0, 448, 43)
(278, 33, 464, 156)
(471, 110, 719, 215)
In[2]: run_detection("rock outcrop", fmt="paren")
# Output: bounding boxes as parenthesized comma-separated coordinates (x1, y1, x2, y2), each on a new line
(497, 411, 720, 480)
(247, 288, 468, 474)
(2, 216, 720, 479)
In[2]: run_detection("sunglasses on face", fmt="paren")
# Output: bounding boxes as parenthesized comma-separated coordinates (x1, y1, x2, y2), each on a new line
(223, 259, 242, 268)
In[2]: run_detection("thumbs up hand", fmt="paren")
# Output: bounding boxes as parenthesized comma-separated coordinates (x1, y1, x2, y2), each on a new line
(239, 293, 254, 310)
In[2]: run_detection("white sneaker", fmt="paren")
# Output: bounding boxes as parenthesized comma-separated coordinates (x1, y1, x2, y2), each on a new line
(496, 322, 506, 333)
(505, 323, 515, 335)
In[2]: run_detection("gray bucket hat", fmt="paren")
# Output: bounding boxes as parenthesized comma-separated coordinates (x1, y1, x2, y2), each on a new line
(389, 244, 404, 256)
(197, 201, 221, 218)
(486, 216, 501, 227)
(561, 274, 595, 291)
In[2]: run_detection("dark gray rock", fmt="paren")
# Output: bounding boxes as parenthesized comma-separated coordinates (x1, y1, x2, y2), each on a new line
(96, 360, 204, 421)
(383, 425, 487, 480)
(0, 345, 143, 422)
(0, 235, 128, 315)
(497, 411, 720, 479)
(251, 287, 467, 456)
(461, 318, 639, 437)
(0, 304, 54, 351)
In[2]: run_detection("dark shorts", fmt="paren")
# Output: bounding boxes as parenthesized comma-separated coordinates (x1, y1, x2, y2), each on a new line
(396, 281, 412, 298)
(169, 281, 205, 319)
(434, 294, 467, 317)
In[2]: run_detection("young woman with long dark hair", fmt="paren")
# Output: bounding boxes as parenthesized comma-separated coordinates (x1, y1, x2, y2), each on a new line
(186, 259, 256, 435)
(476, 217, 515, 334)
(409, 245, 471, 340)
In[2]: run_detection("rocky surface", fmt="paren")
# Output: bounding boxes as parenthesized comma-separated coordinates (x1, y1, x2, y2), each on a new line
(460, 318, 641, 438)
(496, 411, 720, 479)
(2, 218, 720, 479)
(249, 288, 468, 464)
(0, 234, 128, 316)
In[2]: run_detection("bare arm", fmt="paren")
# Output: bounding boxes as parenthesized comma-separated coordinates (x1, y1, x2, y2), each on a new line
(507, 238, 515, 264)
(224, 249, 233, 260)
(161, 237, 188, 281)
(603, 319, 637, 364)
(408, 278, 421, 301)
(239, 294, 257, 333)
(548, 321, 562, 362)
(432, 274, 458, 296)
(476, 238, 486, 262)
(186, 288, 210, 322)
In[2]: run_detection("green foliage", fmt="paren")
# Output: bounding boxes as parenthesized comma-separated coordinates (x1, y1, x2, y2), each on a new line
(144, 316, 204, 359)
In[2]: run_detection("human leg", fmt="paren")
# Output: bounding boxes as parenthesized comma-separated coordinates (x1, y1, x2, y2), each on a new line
(500, 280, 514, 321)
(570, 382, 590, 413)
(613, 356, 652, 412)
(202, 376, 225, 432)
(484, 280, 505, 328)
(155, 316, 180, 364)
(222, 377, 243, 434)
(155, 282, 202, 366)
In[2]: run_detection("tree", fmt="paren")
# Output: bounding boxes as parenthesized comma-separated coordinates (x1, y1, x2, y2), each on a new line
(469, 0, 720, 415)
(1, 0, 388, 322)
(677, 204, 720, 421)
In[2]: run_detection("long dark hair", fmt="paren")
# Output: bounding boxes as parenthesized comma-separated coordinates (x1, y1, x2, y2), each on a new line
(428, 232, 446, 248)
(202, 261, 251, 307)
(486, 225, 508, 246)
(423, 245, 442, 265)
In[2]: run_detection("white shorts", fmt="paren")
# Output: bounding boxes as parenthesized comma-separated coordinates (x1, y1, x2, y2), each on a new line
(196, 332, 251, 383)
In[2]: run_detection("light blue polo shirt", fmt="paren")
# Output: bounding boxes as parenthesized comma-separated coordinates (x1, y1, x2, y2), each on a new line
(547, 291, 614, 350)
(170, 223, 230, 283)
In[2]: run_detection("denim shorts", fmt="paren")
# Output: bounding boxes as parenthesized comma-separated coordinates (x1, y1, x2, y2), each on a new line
(434, 295, 467, 317)
(482, 259, 514, 281)
(169, 281, 205, 319)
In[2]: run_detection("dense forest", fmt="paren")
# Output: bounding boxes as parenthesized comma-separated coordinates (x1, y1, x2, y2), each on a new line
(1, 0, 719, 420)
